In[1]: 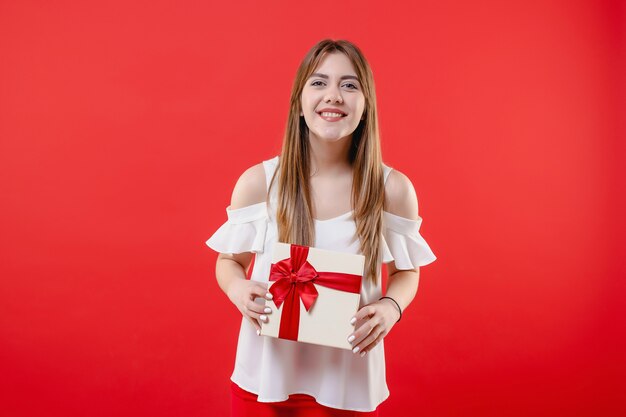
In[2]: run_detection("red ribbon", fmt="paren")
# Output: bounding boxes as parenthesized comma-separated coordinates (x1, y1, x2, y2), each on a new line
(268, 244, 362, 341)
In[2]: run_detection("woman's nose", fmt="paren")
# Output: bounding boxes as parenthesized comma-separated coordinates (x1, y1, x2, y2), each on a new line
(324, 85, 343, 103)
(324, 92, 343, 103)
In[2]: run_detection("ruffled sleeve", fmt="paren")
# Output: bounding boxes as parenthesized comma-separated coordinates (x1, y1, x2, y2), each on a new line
(381, 211, 437, 269)
(205, 202, 269, 254)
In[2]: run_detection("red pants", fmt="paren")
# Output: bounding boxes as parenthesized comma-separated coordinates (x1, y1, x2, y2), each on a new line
(231, 381, 380, 417)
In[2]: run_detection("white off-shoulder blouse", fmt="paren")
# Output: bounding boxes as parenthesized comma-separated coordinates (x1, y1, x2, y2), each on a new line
(205, 155, 436, 412)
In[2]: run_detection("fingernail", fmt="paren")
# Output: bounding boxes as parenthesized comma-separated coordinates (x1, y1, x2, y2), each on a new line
(352, 346, 360, 354)
(360, 351, 366, 357)
(347, 335, 355, 343)
(256, 329, 261, 336)
(350, 317, 356, 325)
(260, 315, 268, 322)
(264, 307, 272, 314)
(266, 292, 273, 299)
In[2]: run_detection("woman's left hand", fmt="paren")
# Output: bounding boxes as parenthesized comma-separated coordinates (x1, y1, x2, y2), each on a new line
(347, 299, 401, 357)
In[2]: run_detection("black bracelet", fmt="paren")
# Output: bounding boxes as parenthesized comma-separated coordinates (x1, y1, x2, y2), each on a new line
(379, 296, 402, 323)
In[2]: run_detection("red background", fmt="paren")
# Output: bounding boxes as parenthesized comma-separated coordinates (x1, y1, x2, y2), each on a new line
(1, 1, 624, 416)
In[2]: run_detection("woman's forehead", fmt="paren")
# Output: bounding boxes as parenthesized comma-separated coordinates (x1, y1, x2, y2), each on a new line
(312, 52, 358, 77)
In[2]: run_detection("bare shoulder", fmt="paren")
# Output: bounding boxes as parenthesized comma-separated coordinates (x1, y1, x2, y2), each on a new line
(384, 168, 419, 220)
(230, 162, 267, 209)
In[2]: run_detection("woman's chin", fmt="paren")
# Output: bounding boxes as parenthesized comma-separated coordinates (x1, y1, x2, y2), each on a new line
(310, 130, 352, 143)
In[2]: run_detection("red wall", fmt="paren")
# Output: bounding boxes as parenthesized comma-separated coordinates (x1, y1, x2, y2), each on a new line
(1, 1, 624, 416)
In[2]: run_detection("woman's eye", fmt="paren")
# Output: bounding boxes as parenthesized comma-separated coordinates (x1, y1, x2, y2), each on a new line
(310, 80, 358, 89)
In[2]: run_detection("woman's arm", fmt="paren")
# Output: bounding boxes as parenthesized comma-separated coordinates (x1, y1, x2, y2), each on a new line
(380, 169, 421, 315)
(214, 163, 274, 333)
(383, 264, 419, 319)
(348, 169, 422, 356)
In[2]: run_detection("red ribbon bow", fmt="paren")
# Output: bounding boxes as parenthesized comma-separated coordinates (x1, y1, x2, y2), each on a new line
(268, 244, 362, 341)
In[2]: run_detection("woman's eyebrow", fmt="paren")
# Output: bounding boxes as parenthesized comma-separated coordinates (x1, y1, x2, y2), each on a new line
(309, 72, 359, 81)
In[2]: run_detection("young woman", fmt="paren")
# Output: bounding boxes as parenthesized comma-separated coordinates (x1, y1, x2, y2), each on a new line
(206, 39, 436, 416)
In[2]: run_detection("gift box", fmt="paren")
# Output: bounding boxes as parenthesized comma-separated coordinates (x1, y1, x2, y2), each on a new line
(259, 242, 365, 350)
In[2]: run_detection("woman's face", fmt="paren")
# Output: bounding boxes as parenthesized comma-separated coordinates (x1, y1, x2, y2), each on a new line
(300, 52, 366, 143)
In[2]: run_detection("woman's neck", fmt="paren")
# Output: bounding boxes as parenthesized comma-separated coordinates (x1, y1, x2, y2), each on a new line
(308, 133, 352, 177)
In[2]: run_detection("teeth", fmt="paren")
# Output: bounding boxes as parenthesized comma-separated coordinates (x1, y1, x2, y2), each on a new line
(320, 112, 344, 118)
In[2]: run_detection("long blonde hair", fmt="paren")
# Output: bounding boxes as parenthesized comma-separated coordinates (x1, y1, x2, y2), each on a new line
(269, 39, 385, 286)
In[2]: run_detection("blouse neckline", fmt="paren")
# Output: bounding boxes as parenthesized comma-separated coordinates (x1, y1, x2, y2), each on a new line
(314, 210, 353, 222)
(226, 203, 420, 223)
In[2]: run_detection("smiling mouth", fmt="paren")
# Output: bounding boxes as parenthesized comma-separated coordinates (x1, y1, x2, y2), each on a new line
(317, 111, 347, 119)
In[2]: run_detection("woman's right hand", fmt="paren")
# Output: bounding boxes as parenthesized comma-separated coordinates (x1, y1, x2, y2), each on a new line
(226, 278, 274, 334)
